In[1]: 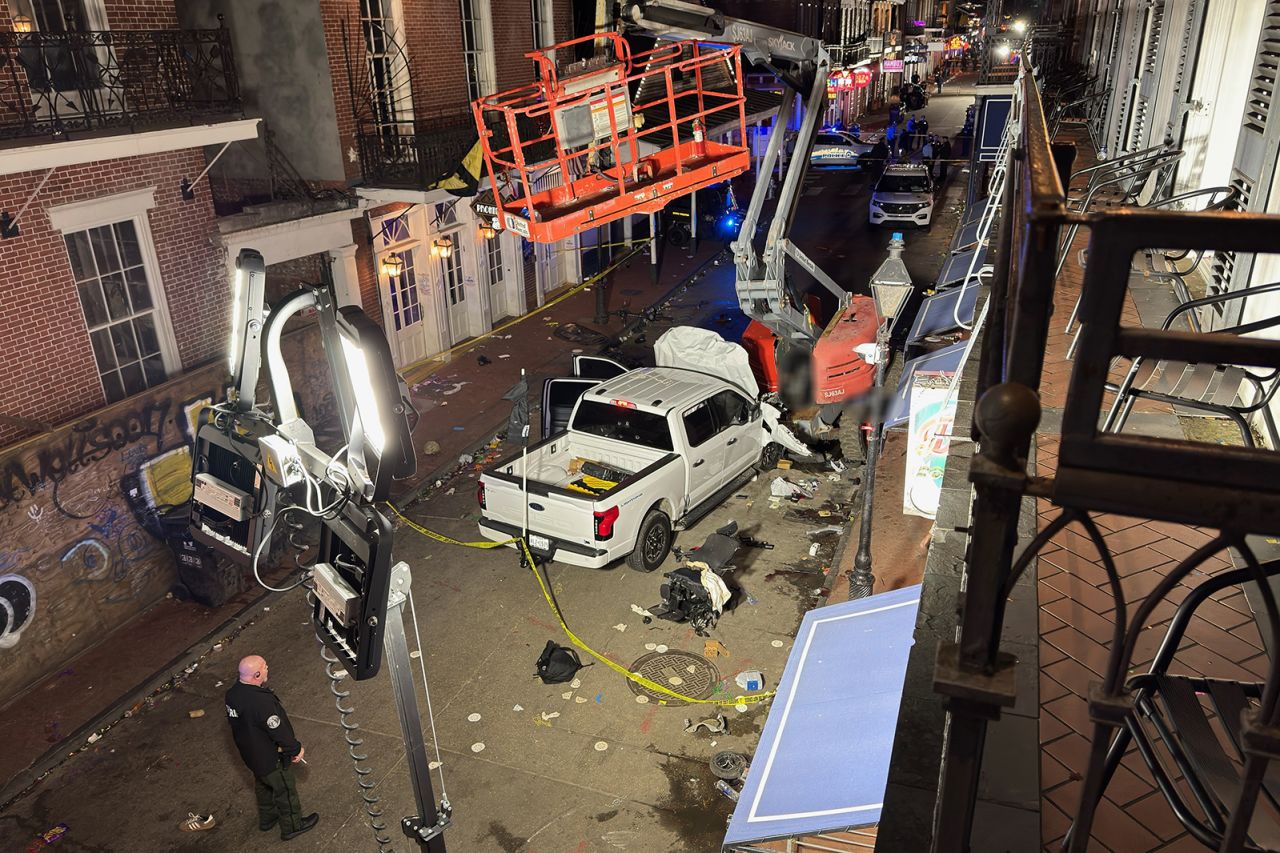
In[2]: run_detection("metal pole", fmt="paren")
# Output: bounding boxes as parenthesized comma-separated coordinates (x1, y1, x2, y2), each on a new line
(594, 225, 609, 324)
(649, 212, 660, 284)
(383, 564, 448, 852)
(689, 188, 698, 256)
(848, 327, 889, 599)
(521, 368, 529, 540)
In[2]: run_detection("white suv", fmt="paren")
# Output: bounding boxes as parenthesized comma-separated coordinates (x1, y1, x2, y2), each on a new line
(869, 164, 935, 227)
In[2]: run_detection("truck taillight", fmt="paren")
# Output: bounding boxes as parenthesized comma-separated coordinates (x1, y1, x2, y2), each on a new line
(594, 505, 620, 540)
(477, 481, 486, 509)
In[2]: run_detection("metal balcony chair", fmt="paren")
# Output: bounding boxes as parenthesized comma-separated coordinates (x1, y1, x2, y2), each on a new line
(1054, 145, 1184, 286)
(1062, 186, 1240, 358)
(1064, 561, 1280, 852)
(1102, 281, 1280, 449)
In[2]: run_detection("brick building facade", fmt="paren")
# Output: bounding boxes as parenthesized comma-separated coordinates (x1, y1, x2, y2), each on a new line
(0, 0, 600, 703)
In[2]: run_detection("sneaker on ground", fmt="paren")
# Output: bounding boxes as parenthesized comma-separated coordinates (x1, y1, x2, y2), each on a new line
(181, 813, 216, 832)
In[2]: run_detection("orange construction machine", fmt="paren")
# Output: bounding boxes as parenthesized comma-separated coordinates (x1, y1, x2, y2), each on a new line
(474, 1, 883, 420)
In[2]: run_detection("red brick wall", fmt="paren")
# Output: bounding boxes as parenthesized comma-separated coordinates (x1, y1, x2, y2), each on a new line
(101, 0, 179, 29)
(492, 0, 536, 93)
(319, 0, 363, 184)
(402, 0, 469, 113)
(0, 150, 226, 448)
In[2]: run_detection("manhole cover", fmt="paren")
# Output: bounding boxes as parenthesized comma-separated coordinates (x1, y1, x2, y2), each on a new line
(627, 650, 720, 706)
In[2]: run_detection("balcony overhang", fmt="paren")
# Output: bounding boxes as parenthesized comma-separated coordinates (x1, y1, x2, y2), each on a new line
(0, 117, 260, 177)
(218, 200, 367, 266)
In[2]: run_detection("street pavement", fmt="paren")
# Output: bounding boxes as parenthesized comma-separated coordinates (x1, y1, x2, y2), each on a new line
(0, 86, 980, 852)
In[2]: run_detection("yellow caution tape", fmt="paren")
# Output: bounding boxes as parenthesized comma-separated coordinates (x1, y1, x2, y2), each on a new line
(386, 502, 775, 708)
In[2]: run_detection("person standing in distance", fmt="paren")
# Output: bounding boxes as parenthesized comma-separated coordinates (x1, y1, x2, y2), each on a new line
(225, 655, 319, 840)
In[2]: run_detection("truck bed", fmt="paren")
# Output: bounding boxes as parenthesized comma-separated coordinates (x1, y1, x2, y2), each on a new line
(491, 432, 668, 496)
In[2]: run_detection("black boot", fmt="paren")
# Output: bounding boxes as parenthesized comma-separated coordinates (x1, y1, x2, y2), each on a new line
(281, 814, 319, 841)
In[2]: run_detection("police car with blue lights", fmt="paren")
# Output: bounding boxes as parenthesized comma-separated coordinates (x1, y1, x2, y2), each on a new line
(809, 131, 876, 168)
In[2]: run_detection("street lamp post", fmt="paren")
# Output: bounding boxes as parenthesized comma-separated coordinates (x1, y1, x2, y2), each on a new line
(848, 233, 913, 599)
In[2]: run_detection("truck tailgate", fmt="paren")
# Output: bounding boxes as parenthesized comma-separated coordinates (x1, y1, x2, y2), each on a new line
(481, 473, 597, 547)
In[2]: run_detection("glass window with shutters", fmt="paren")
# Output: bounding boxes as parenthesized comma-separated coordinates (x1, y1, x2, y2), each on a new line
(442, 244, 466, 306)
(65, 220, 168, 403)
(386, 249, 422, 331)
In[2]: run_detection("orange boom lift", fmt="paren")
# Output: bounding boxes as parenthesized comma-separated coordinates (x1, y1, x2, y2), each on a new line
(473, 2, 880, 421)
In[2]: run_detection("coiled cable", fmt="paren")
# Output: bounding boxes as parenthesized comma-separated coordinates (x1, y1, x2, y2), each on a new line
(308, 592, 393, 852)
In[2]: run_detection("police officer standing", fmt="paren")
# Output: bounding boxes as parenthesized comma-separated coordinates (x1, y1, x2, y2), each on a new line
(225, 655, 319, 840)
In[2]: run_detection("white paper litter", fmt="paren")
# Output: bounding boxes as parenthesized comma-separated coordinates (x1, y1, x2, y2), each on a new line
(771, 477, 815, 499)
(570, 678, 582, 689)
(471, 743, 485, 753)
(771, 639, 785, 648)
(635, 695, 649, 704)
(630, 604, 655, 618)
(612, 623, 628, 632)
(541, 711, 561, 721)
(594, 741, 609, 751)
(513, 704, 524, 712)
(655, 644, 668, 653)
(467, 713, 482, 722)
(644, 642, 657, 651)
(429, 760, 443, 770)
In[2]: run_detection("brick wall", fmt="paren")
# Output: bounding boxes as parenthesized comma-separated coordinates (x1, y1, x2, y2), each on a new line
(402, 0, 469, 113)
(101, 0, 179, 29)
(0, 151, 226, 448)
(492, 0, 536, 93)
(0, 321, 335, 704)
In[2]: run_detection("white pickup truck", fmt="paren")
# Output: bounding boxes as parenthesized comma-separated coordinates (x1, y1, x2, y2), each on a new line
(477, 339, 805, 572)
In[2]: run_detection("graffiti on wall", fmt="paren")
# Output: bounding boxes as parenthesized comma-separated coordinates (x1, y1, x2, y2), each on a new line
(0, 574, 36, 649)
(0, 322, 334, 702)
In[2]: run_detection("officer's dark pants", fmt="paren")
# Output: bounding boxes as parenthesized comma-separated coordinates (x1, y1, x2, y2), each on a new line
(255, 763, 304, 836)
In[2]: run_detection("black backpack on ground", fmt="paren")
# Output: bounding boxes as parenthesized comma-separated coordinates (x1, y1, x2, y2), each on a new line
(535, 641, 589, 684)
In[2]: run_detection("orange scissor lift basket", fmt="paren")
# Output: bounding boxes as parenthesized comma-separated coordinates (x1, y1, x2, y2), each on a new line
(473, 33, 751, 243)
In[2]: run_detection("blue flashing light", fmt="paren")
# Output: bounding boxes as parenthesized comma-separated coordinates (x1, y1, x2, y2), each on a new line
(892, 231, 905, 241)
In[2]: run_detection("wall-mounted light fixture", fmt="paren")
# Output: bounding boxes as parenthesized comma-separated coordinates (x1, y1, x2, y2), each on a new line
(12, 15, 33, 33)
(431, 237, 454, 259)
(478, 222, 497, 240)
(380, 253, 405, 277)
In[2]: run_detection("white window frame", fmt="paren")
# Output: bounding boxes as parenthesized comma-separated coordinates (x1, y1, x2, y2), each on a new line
(360, 0, 416, 135)
(460, 0, 497, 101)
(531, 0, 554, 50)
(48, 186, 182, 400)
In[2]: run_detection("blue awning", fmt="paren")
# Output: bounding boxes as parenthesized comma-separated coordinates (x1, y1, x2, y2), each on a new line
(935, 244, 989, 289)
(884, 341, 967, 427)
(907, 286, 979, 343)
(722, 585, 922, 850)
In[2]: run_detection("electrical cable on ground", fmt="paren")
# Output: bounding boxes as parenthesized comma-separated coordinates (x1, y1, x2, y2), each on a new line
(386, 502, 775, 708)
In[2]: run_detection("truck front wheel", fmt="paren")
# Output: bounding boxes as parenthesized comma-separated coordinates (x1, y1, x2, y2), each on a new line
(628, 509, 672, 573)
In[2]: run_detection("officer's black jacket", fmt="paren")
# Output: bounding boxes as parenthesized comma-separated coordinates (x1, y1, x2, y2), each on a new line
(225, 681, 302, 777)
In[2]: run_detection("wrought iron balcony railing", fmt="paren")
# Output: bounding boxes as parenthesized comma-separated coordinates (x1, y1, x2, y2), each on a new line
(919, 56, 1280, 853)
(0, 26, 241, 142)
(355, 110, 478, 191)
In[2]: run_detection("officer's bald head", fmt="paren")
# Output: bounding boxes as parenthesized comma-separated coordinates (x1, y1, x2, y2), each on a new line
(238, 655, 268, 685)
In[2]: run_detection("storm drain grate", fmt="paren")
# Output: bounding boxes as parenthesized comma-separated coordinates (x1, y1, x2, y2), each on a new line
(626, 650, 720, 706)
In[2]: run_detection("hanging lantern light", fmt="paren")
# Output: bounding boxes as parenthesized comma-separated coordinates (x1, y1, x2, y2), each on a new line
(478, 221, 497, 240)
(12, 15, 33, 33)
(431, 237, 454, 259)
(380, 253, 405, 277)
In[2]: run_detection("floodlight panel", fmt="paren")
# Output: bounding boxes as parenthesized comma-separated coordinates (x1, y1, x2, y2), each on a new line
(339, 331, 387, 455)
(228, 267, 244, 375)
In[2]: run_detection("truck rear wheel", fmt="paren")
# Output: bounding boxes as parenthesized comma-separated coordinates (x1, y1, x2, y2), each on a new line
(628, 509, 672, 573)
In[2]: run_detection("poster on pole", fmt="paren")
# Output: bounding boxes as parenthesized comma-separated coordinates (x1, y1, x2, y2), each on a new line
(903, 373, 957, 519)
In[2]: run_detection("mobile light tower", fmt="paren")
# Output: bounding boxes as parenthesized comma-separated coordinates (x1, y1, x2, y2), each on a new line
(189, 250, 451, 852)
(848, 234, 913, 599)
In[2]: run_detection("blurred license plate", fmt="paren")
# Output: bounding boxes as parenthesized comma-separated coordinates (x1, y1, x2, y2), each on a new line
(529, 534, 551, 551)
